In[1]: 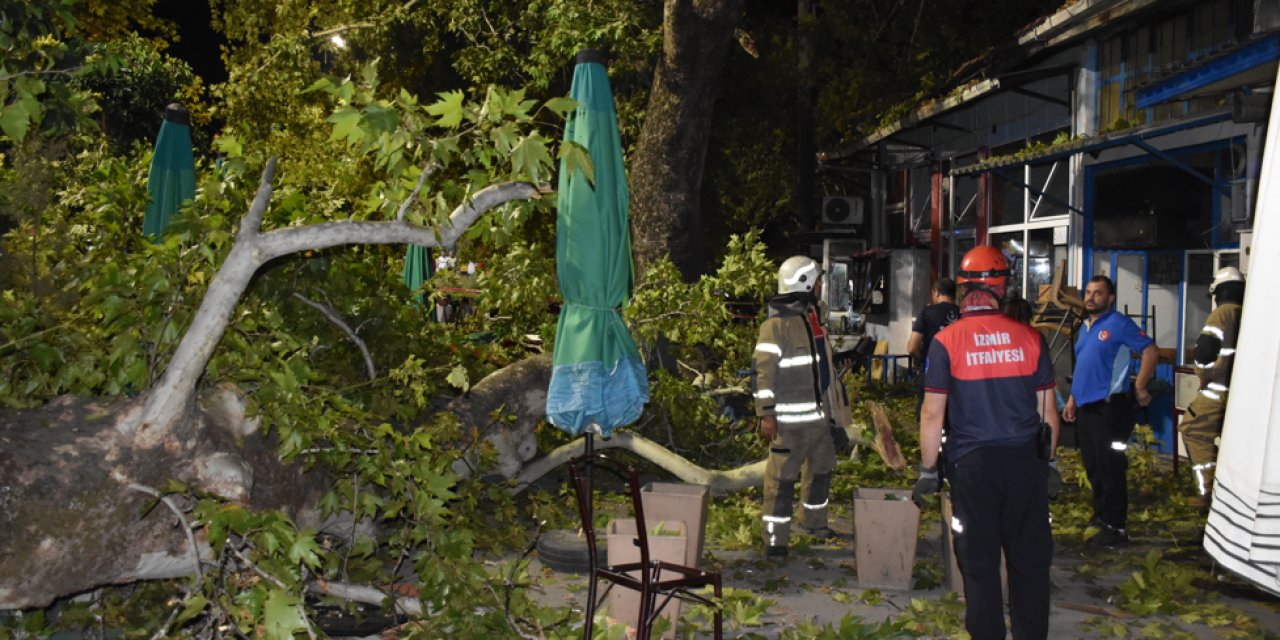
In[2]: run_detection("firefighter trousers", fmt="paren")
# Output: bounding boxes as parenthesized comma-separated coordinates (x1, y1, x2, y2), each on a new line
(949, 443, 1053, 640)
(762, 425, 835, 549)
(1179, 394, 1225, 467)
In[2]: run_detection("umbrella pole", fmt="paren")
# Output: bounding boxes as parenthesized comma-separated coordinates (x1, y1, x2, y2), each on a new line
(583, 431, 594, 524)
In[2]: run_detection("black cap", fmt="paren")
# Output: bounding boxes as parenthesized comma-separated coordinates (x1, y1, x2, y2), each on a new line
(574, 49, 605, 65)
(163, 103, 190, 126)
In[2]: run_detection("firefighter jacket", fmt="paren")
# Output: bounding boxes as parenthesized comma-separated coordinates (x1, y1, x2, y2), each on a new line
(1194, 302, 1241, 401)
(751, 293, 852, 430)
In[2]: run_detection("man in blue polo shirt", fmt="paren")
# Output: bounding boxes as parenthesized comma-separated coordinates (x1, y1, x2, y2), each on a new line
(1063, 275, 1159, 547)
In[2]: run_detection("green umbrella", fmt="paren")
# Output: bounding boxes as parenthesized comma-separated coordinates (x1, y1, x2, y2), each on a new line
(143, 104, 196, 240)
(546, 50, 649, 437)
(403, 244, 432, 305)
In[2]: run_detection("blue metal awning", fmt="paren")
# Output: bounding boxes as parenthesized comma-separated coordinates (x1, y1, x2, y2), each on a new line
(1136, 36, 1280, 109)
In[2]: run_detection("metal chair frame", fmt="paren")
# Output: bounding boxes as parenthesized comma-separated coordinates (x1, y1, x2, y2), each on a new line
(568, 452, 723, 640)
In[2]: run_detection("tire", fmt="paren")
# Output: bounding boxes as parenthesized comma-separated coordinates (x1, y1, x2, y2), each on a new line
(536, 528, 607, 574)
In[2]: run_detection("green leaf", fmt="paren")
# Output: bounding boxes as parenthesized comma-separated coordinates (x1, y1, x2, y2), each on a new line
(0, 101, 32, 142)
(301, 77, 332, 94)
(261, 588, 307, 639)
(559, 141, 595, 185)
(446, 365, 469, 392)
(511, 133, 551, 184)
(543, 96, 581, 119)
(426, 90, 465, 129)
(327, 108, 362, 142)
(362, 103, 398, 134)
(174, 594, 209, 626)
(287, 531, 323, 569)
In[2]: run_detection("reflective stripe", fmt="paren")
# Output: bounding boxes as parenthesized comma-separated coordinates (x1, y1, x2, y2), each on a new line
(754, 389, 775, 400)
(783, 261, 818, 285)
(776, 401, 819, 413)
(779, 355, 816, 368)
(950, 516, 964, 534)
(1110, 441, 1128, 451)
(1203, 325, 1225, 340)
(762, 515, 792, 524)
(802, 500, 829, 510)
(1218, 348, 1235, 356)
(1201, 389, 1222, 401)
(1195, 362, 1214, 369)
(755, 343, 782, 356)
(777, 411, 825, 424)
(1206, 382, 1228, 392)
(1193, 462, 1216, 471)
(1194, 466, 1214, 496)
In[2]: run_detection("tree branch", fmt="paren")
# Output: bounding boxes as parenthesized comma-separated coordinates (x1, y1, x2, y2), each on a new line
(396, 160, 437, 222)
(126, 483, 203, 581)
(309, 579, 426, 616)
(510, 431, 766, 496)
(239, 157, 278, 237)
(257, 182, 542, 261)
(291, 292, 376, 380)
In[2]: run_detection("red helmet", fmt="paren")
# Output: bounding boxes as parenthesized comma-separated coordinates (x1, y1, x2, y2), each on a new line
(957, 245, 1010, 297)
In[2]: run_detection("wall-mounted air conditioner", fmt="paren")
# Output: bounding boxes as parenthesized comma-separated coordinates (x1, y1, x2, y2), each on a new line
(822, 196, 864, 226)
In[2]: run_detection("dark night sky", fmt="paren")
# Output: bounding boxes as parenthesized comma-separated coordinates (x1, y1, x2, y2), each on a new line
(153, 0, 228, 84)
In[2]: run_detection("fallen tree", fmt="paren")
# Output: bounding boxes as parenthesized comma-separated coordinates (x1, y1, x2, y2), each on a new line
(0, 159, 541, 610)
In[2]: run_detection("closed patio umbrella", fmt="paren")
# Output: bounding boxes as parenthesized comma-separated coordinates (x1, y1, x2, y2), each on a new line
(403, 244, 432, 305)
(143, 104, 196, 239)
(545, 49, 649, 439)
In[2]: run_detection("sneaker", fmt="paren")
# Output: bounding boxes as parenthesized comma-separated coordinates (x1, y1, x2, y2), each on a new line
(765, 545, 789, 559)
(803, 526, 838, 540)
(1088, 525, 1129, 548)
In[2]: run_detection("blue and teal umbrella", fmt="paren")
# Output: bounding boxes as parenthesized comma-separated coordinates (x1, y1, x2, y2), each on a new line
(143, 104, 196, 240)
(545, 50, 649, 436)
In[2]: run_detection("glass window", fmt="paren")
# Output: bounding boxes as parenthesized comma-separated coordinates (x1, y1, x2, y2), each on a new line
(1029, 160, 1070, 219)
(1026, 227, 1064, 303)
(1183, 253, 1214, 363)
(991, 231, 1026, 299)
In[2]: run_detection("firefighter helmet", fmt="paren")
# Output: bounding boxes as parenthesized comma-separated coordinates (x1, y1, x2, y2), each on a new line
(778, 256, 821, 294)
(957, 245, 1011, 297)
(1209, 266, 1244, 294)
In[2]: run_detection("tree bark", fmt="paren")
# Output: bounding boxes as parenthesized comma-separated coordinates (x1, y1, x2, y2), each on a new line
(630, 0, 746, 282)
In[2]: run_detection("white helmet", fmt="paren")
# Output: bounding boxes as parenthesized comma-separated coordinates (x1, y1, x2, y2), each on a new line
(1210, 266, 1244, 293)
(778, 256, 821, 294)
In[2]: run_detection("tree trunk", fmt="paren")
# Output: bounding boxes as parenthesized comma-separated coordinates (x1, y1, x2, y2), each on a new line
(630, 0, 746, 282)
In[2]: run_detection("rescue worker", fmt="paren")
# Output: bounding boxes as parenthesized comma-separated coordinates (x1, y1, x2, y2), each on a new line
(908, 278, 960, 416)
(912, 245, 1059, 640)
(1179, 266, 1244, 508)
(752, 256, 852, 559)
(1062, 275, 1159, 547)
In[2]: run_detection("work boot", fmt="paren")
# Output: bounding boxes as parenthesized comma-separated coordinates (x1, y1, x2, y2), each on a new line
(765, 545, 789, 560)
(802, 526, 838, 540)
(1087, 525, 1129, 548)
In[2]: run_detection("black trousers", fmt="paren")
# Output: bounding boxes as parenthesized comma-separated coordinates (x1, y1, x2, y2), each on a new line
(1076, 395, 1136, 530)
(949, 443, 1052, 640)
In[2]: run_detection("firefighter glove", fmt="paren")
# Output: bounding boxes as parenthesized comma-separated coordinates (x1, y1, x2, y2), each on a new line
(1047, 458, 1062, 500)
(830, 422, 851, 454)
(912, 466, 940, 509)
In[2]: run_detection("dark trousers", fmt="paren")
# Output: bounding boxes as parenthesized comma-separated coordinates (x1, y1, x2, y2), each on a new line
(949, 443, 1052, 640)
(1076, 395, 1136, 530)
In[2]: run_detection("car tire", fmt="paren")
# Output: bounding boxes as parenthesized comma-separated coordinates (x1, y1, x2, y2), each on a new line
(536, 528, 607, 574)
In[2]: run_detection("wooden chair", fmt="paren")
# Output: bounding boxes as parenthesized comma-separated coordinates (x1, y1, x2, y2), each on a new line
(569, 452, 723, 640)
(1032, 260, 1085, 366)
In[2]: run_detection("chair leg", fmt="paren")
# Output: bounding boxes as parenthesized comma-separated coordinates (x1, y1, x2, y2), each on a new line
(582, 575, 598, 640)
(713, 574, 723, 640)
(636, 578, 653, 640)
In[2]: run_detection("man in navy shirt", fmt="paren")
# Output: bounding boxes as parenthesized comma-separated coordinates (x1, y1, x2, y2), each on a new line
(1063, 275, 1158, 547)
(914, 246, 1059, 640)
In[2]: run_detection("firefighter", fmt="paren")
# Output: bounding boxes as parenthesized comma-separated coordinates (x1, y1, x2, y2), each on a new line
(1180, 266, 1244, 508)
(912, 245, 1059, 640)
(752, 256, 852, 559)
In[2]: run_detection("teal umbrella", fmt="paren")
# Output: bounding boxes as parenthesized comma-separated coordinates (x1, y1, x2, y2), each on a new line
(143, 104, 196, 239)
(403, 244, 432, 304)
(546, 50, 649, 436)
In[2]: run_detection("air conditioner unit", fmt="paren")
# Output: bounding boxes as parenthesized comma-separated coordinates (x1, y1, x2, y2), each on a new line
(822, 196, 864, 226)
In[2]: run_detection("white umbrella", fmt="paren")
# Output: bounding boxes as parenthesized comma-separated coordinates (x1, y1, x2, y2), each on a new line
(1204, 63, 1280, 596)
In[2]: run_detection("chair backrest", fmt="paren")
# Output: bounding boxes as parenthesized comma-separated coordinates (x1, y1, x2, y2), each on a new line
(568, 452, 652, 572)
